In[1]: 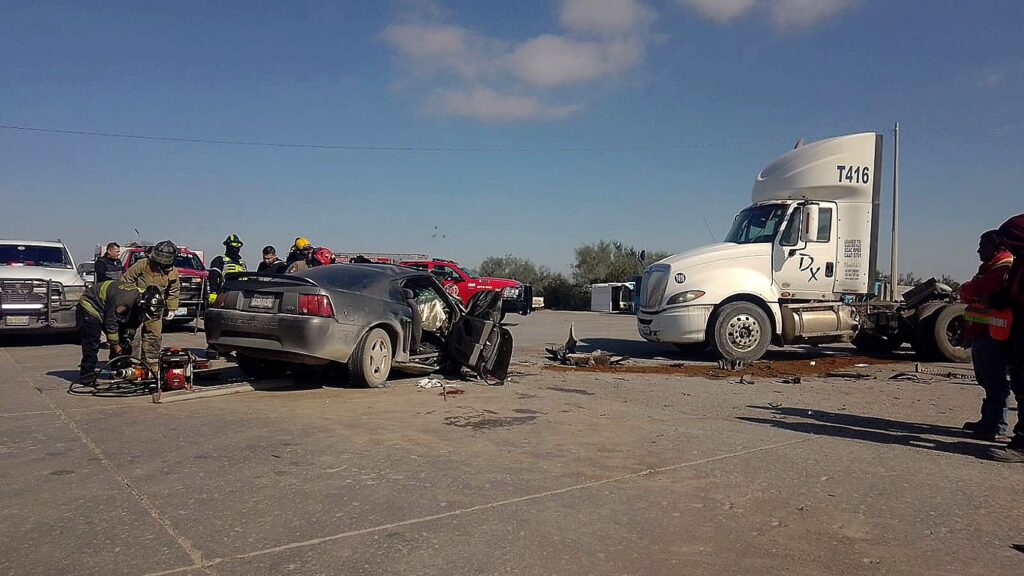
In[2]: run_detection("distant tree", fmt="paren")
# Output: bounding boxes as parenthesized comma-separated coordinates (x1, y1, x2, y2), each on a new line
(875, 270, 924, 287)
(572, 240, 671, 285)
(939, 274, 962, 291)
(477, 254, 552, 287)
(541, 273, 590, 310)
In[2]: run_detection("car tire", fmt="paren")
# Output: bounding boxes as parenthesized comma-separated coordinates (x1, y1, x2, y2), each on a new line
(349, 327, 393, 388)
(237, 354, 289, 380)
(932, 304, 971, 364)
(709, 302, 771, 362)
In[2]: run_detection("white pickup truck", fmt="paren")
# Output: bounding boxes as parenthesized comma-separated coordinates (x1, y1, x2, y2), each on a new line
(0, 239, 87, 333)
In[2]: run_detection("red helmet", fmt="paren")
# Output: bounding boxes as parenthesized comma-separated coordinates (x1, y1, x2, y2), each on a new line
(312, 247, 335, 267)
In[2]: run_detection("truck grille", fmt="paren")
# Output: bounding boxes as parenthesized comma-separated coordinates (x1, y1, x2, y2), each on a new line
(640, 265, 670, 310)
(1, 280, 62, 305)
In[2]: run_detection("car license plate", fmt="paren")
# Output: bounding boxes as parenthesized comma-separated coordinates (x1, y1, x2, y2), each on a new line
(5, 316, 30, 326)
(174, 308, 189, 317)
(639, 324, 651, 336)
(250, 295, 275, 309)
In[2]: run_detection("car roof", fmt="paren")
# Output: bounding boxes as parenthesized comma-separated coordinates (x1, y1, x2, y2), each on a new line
(0, 239, 67, 248)
(296, 263, 428, 298)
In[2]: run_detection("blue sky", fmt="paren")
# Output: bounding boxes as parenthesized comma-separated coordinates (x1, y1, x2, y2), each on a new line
(1, 0, 1021, 280)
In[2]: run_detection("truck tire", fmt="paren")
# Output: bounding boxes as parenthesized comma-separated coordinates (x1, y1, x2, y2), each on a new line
(237, 354, 289, 380)
(348, 327, 392, 388)
(852, 330, 902, 355)
(931, 304, 971, 364)
(709, 302, 772, 362)
(910, 302, 945, 360)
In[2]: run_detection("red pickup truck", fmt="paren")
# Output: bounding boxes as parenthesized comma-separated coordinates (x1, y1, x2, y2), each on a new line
(398, 259, 533, 318)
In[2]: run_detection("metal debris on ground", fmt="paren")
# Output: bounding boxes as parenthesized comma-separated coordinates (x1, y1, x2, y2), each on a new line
(729, 375, 756, 385)
(823, 371, 874, 380)
(545, 322, 578, 362)
(768, 401, 783, 408)
(889, 372, 930, 382)
(913, 363, 976, 381)
(777, 376, 802, 385)
(416, 378, 447, 388)
(717, 359, 747, 371)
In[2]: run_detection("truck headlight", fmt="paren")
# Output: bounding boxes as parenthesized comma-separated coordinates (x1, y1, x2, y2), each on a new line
(666, 290, 705, 306)
(502, 286, 521, 299)
(63, 285, 86, 302)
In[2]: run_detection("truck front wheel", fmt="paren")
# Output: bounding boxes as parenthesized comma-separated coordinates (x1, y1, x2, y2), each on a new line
(931, 304, 971, 364)
(709, 302, 772, 362)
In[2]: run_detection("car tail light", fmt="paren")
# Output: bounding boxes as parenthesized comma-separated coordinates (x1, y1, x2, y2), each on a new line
(298, 294, 334, 318)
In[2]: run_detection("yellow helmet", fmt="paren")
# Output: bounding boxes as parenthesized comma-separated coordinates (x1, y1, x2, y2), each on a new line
(294, 237, 311, 250)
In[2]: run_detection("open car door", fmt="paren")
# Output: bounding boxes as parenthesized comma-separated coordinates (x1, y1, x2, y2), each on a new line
(446, 291, 513, 382)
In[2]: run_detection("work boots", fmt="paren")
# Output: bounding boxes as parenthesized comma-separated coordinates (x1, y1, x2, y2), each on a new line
(988, 444, 1024, 463)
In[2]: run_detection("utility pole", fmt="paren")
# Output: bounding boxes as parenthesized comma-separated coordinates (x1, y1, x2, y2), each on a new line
(890, 122, 900, 300)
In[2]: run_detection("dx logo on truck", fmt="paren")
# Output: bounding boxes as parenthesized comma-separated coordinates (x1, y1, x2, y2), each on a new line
(798, 253, 821, 282)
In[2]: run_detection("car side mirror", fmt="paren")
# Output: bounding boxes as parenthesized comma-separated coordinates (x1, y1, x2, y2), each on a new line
(799, 204, 820, 244)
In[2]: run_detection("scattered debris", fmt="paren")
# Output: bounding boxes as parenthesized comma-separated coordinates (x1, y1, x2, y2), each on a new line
(809, 360, 817, 367)
(416, 378, 446, 388)
(914, 363, 976, 381)
(545, 323, 578, 362)
(854, 363, 870, 368)
(767, 401, 783, 408)
(718, 359, 747, 371)
(546, 386, 595, 396)
(889, 372, 930, 382)
(440, 388, 464, 396)
(823, 371, 874, 380)
(777, 376, 802, 385)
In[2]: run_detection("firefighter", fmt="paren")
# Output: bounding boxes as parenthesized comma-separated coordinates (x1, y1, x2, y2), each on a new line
(122, 240, 180, 374)
(76, 281, 163, 385)
(960, 230, 1014, 439)
(286, 246, 334, 274)
(208, 235, 247, 298)
(286, 237, 312, 266)
(989, 214, 1024, 463)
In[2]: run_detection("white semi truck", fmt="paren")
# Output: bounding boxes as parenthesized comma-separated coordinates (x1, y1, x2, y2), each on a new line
(637, 131, 970, 363)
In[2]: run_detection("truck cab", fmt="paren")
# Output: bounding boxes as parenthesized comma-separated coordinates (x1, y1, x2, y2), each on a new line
(638, 133, 882, 360)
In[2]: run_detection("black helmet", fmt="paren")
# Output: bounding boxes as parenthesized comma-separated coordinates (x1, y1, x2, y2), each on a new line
(150, 240, 177, 267)
(224, 234, 243, 249)
(139, 286, 165, 321)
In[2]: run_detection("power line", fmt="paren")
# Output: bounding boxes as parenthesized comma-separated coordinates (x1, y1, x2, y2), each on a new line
(0, 123, 789, 153)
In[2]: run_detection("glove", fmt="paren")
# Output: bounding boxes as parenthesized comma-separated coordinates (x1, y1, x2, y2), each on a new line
(165, 309, 177, 320)
(111, 343, 123, 355)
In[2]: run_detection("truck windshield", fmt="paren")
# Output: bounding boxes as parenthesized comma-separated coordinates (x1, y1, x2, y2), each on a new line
(724, 204, 791, 244)
(0, 245, 72, 268)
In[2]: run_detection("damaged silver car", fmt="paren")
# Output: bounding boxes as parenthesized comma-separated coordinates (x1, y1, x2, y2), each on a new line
(204, 263, 513, 386)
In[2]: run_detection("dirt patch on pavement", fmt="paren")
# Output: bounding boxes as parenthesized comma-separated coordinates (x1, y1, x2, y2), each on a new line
(545, 355, 894, 380)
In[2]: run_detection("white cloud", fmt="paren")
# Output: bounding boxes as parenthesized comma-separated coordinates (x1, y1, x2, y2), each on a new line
(380, 23, 467, 60)
(770, 0, 854, 30)
(506, 34, 642, 87)
(432, 87, 582, 123)
(381, 1, 654, 123)
(676, 0, 853, 29)
(676, 0, 756, 24)
(559, 0, 653, 35)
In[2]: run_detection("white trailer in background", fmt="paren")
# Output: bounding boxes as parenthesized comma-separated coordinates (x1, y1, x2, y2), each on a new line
(590, 283, 635, 313)
(638, 129, 969, 363)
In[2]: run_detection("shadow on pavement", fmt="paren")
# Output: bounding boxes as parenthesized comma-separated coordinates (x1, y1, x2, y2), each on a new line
(577, 337, 915, 363)
(46, 370, 82, 383)
(0, 332, 79, 348)
(738, 405, 995, 459)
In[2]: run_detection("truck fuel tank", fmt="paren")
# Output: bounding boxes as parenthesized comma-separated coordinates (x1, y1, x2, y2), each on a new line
(781, 303, 859, 345)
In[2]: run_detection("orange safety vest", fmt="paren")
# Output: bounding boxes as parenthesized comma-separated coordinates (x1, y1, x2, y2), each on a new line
(964, 305, 1013, 341)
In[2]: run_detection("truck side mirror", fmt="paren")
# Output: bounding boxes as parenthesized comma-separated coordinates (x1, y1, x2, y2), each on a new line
(800, 204, 820, 244)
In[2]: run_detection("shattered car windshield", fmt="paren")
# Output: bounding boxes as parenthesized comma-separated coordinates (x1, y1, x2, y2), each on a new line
(724, 204, 791, 244)
(0, 245, 72, 268)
